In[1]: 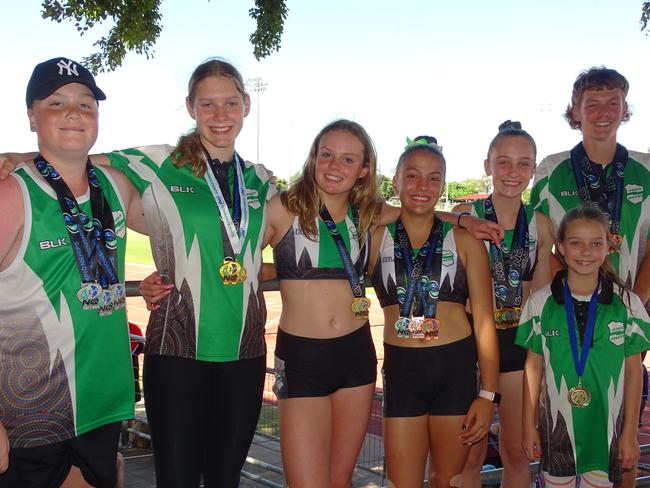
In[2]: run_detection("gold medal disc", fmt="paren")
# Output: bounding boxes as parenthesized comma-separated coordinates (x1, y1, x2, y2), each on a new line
(219, 259, 244, 285)
(568, 385, 591, 408)
(351, 297, 371, 320)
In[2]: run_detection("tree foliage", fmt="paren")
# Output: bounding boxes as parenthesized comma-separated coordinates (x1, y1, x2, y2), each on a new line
(40, 0, 289, 73)
(642, 2, 650, 33)
(379, 174, 394, 200)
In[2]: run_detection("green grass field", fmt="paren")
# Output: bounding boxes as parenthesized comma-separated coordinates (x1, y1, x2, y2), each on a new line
(125, 231, 275, 265)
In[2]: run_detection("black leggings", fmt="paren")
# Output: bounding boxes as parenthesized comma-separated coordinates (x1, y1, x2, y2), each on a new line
(143, 354, 266, 488)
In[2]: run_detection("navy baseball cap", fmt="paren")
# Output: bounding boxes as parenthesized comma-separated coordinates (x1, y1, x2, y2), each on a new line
(26, 57, 106, 108)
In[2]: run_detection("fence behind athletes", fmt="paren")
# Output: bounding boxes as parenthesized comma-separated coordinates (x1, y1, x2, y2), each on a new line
(123, 280, 650, 487)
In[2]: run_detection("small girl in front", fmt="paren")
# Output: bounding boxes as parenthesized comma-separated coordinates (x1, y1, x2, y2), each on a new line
(518, 205, 650, 487)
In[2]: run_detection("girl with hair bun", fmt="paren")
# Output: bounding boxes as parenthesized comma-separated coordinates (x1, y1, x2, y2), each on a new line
(455, 120, 555, 488)
(369, 137, 499, 488)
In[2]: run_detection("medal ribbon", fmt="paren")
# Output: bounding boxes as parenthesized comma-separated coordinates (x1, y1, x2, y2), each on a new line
(204, 150, 249, 259)
(570, 142, 627, 235)
(563, 276, 599, 379)
(34, 155, 119, 288)
(483, 196, 529, 308)
(394, 218, 443, 318)
(319, 206, 367, 299)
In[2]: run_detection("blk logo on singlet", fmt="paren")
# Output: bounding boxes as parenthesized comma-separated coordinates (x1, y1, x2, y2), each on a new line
(544, 329, 560, 337)
(39, 237, 68, 250)
(57, 59, 79, 76)
(170, 186, 195, 193)
(560, 190, 579, 197)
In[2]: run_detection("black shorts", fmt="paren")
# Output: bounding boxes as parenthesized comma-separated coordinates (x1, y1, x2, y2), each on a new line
(497, 328, 527, 373)
(382, 336, 478, 417)
(0, 422, 121, 488)
(273, 322, 377, 399)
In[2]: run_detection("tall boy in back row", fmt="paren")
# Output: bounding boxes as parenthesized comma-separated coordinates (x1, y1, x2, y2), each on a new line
(531, 67, 650, 487)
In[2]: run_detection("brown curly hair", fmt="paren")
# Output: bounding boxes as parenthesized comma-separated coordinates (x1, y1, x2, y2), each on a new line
(564, 67, 631, 130)
(281, 119, 382, 244)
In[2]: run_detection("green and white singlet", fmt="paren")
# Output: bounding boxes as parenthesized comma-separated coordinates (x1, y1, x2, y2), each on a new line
(470, 199, 538, 284)
(515, 274, 650, 481)
(531, 149, 650, 286)
(0, 164, 133, 448)
(106, 145, 276, 361)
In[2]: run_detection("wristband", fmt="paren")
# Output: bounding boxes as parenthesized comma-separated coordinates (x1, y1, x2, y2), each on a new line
(478, 389, 501, 405)
(457, 211, 471, 229)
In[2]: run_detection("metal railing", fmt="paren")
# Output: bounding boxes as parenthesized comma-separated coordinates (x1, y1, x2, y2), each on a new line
(123, 279, 650, 487)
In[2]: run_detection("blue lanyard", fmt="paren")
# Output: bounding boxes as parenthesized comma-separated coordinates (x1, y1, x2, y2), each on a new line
(563, 276, 599, 378)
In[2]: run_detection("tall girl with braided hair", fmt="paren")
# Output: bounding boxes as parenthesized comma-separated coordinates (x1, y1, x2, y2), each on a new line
(455, 120, 555, 488)
(369, 137, 499, 488)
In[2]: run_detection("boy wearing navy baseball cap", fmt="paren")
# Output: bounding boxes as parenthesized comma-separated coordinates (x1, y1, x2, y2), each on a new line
(0, 57, 145, 487)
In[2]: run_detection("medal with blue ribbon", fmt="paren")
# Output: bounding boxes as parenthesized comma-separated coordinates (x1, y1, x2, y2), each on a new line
(570, 142, 627, 252)
(563, 275, 600, 408)
(394, 218, 442, 339)
(35, 155, 124, 315)
(483, 197, 529, 329)
(204, 149, 249, 285)
(319, 206, 370, 320)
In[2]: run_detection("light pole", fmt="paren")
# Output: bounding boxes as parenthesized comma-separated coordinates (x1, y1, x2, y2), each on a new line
(247, 77, 268, 164)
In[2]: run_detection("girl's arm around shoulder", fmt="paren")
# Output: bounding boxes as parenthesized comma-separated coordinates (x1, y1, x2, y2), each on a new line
(374, 200, 400, 226)
(531, 212, 556, 291)
(263, 194, 293, 248)
(367, 224, 386, 277)
(0, 176, 25, 272)
(438, 208, 504, 244)
(103, 166, 148, 235)
(0, 152, 37, 179)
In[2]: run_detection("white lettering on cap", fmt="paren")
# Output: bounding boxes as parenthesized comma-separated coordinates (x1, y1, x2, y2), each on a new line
(56, 59, 79, 76)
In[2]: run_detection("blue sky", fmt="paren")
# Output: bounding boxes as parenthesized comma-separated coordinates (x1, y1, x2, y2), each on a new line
(1, 0, 649, 182)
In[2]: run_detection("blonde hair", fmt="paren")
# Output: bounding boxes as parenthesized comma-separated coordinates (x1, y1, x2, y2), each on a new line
(172, 58, 248, 176)
(281, 119, 382, 243)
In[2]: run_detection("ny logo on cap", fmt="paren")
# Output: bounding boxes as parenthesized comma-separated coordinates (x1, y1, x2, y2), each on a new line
(57, 59, 79, 77)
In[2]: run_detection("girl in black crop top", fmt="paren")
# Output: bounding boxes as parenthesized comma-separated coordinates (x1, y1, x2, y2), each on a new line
(368, 137, 499, 488)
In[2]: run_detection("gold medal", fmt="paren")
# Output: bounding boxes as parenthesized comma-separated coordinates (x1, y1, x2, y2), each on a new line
(219, 258, 246, 285)
(568, 384, 591, 408)
(422, 317, 440, 340)
(494, 307, 522, 330)
(608, 232, 622, 253)
(351, 297, 371, 320)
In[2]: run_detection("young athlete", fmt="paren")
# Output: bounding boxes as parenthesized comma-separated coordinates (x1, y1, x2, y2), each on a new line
(369, 137, 499, 488)
(518, 205, 650, 488)
(456, 121, 554, 488)
(262, 119, 381, 488)
(531, 67, 650, 487)
(0, 57, 145, 487)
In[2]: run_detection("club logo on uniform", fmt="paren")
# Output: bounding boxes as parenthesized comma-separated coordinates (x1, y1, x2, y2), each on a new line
(246, 189, 261, 209)
(112, 210, 126, 239)
(57, 59, 79, 76)
(625, 184, 643, 205)
(608, 321, 624, 346)
(441, 250, 454, 267)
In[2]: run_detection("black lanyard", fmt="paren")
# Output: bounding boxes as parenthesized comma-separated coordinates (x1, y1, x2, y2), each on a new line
(319, 206, 367, 299)
(483, 196, 529, 308)
(394, 218, 443, 318)
(570, 142, 627, 235)
(35, 154, 119, 288)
